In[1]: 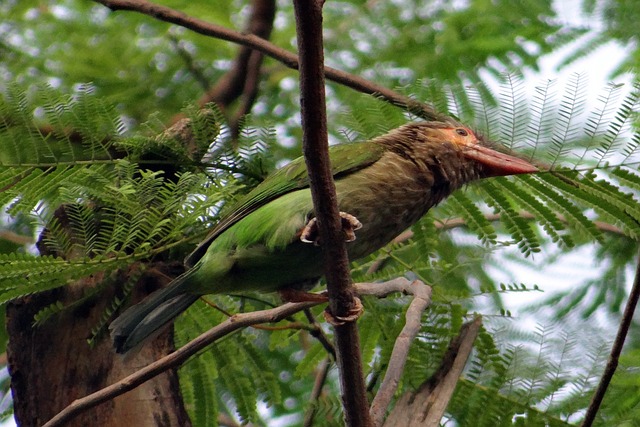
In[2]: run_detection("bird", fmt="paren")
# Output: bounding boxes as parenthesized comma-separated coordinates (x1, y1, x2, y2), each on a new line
(110, 121, 537, 353)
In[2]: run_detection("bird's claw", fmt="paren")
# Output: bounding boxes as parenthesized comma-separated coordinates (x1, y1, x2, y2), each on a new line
(340, 212, 363, 242)
(300, 212, 362, 245)
(323, 296, 364, 326)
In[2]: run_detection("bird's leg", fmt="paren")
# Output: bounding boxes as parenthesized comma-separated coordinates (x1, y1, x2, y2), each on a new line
(279, 288, 328, 303)
(300, 212, 362, 246)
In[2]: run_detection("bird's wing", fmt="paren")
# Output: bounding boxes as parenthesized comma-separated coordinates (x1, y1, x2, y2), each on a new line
(185, 141, 385, 266)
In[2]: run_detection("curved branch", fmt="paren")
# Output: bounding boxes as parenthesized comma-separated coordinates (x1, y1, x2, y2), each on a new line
(42, 280, 425, 427)
(42, 300, 319, 427)
(92, 0, 451, 123)
(199, 0, 275, 140)
(367, 279, 432, 426)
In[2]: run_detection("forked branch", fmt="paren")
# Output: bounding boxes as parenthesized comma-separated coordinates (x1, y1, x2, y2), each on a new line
(42, 280, 438, 427)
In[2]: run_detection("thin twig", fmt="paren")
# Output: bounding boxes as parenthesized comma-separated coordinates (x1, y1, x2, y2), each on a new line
(304, 308, 336, 359)
(0, 230, 34, 246)
(91, 0, 449, 123)
(303, 357, 332, 427)
(435, 211, 624, 235)
(369, 280, 432, 426)
(581, 246, 640, 427)
(168, 34, 210, 91)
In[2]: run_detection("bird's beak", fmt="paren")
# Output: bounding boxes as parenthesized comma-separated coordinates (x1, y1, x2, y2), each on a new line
(462, 145, 538, 177)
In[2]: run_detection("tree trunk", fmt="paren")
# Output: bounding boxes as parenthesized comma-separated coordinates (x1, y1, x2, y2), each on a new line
(6, 264, 191, 427)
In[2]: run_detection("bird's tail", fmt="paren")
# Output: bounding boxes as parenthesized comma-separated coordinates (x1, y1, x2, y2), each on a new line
(110, 272, 200, 354)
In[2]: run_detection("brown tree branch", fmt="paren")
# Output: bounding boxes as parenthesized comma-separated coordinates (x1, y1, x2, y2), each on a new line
(293, 1, 371, 426)
(383, 316, 483, 427)
(91, 0, 450, 123)
(198, 0, 275, 107)
(303, 357, 332, 427)
(434, 211, 624, 235)
(581, 246, 640, 427)
(368, 279, 432, 426)
(42, 280, 428, 427)
(197, 0, 275, 139)
(228, 46, 266, 139)
(0, 230, 34, 246)
(41, 300, 319, 427)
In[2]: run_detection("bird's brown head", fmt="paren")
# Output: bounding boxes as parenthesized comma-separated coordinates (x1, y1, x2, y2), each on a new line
(380, 121, 537, 181)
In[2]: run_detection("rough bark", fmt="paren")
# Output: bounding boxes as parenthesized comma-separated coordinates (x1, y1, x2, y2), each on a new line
(7, 258, 191, 426)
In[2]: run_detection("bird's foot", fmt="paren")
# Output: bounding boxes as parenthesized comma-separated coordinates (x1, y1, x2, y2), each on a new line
(279, 288, 329, 303)
(300, 212, 362, 245)
(323, 296, 364, 326)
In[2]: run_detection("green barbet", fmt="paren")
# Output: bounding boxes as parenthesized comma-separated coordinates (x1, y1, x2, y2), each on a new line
(110, 121, 537, 353)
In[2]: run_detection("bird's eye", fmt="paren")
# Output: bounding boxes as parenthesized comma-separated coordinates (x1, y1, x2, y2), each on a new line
(455, 128, 468, 136)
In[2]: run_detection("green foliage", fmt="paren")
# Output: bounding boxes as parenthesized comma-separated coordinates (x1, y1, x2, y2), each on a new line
(2, 1, 640, 426)
(0, 83, 119, 166)
(2, 75, 640, 426)
(558, 1, 640, 78)
(0, 85, 252, 311)
(322, 0, 580, 88)
(2, 1, 240, 122)
(175, 298, 321, 426)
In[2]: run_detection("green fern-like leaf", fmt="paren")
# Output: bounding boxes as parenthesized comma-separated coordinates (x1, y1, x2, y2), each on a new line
(465, 79, 500, 134)
(445, 191, 497, 245)
(578, 171, 640, 231)
(518, 174, 604, 243)
(611, 166, 640, 193)
(341, 94, 409, 140)
(549, 73, 588, 167)
(0, 253, 133, 303)
(527, 79, 558, 161)
(494, 178, 574, 248)
(0, 84, 118, 167)
(479, 179, 541, 256)
(239, 334, 282, 406)
(538, 171, 640, 239)
(498, 73, 529, 151)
